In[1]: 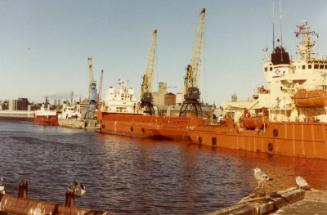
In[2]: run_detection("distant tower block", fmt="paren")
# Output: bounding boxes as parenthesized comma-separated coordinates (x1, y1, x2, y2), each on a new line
(8, 99, 16, 111)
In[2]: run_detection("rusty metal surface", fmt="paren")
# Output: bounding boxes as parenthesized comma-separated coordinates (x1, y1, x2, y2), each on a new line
(0, 194, 115, 215)
(18, 178, 28, 199)
(0, 179, 115, 215)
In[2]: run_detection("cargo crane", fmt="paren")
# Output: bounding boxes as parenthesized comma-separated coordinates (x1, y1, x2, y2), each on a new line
(180, 8, 206, 117)
(97, 69, 104, 105)
(140, 29, 157, 115)
(83, 57, 97, 120)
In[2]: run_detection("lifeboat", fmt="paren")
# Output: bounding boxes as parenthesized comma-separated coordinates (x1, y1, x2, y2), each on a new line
(241, 108, 267, 130)
(293, 89, 327, 107)
(242, 117, 266, 130)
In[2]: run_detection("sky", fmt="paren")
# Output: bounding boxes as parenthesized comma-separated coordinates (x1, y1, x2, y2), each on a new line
(0, 0, 326, 104)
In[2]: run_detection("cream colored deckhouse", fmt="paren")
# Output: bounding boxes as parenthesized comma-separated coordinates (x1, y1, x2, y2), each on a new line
(224, 22, 327, 123)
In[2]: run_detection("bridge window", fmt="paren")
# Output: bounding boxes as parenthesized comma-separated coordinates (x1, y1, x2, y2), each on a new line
(308, 64, 312, 69)
(314, 64, 319, 69)
(302, 65, 306, 69)
(264, 67, 267, 72)
(325, 65, 327, 69)
(270, 67, 273, 71)
(320, 65, 324, 69)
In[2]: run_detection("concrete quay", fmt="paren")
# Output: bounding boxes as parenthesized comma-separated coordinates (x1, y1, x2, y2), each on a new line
(0, 110, 34, 120)
(207, 187, 327, 215)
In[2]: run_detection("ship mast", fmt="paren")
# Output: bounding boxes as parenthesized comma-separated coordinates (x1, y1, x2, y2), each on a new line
(180, 8, 206, 117)
(295, 22, 318, 61)
(140, 29, 157, 115)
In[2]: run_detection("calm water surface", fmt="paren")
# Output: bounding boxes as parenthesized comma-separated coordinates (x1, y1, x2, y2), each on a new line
(1, 120, 327, 214)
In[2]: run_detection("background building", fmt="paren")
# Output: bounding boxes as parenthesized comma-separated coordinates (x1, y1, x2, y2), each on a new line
(16, 98, 29, 110)
(164, 93, 176, 106)
(153, 82, 167, 106)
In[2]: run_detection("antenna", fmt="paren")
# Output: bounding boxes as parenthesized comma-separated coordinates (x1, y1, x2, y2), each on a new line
(273, 24, 275, 49)
(279, 0, 283, 46)
(274, 0, 284, 62)
(272, 1, 275, 49)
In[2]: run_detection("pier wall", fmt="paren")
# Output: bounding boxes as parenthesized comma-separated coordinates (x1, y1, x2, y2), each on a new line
(0, 110, 34, 121)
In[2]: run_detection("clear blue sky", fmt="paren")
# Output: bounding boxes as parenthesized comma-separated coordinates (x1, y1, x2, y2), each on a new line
(0, 0, 326, 103)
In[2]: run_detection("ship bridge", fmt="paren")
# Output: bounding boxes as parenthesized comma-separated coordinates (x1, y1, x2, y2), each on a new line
(260, 22, 327, 123)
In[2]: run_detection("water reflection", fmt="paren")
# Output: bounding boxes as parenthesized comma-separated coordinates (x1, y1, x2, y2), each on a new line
(1, 120, 327, 214)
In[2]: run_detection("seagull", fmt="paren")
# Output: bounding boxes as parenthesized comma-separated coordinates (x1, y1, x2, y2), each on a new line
(254, 168, 272, 189)
(67, 180, 86, 197)
(0, 177, 5, 194)
(296, 176, 310, 190)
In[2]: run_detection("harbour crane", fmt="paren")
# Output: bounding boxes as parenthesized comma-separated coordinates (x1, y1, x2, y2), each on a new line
(97, 69, 104, 105)
(84, 57, 97, 119)
(140, 29, 157, 115)
(180, 8, 206, 116)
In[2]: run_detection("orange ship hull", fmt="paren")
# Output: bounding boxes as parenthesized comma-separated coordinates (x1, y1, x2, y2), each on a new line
(98, 112, 327, 159)
(98, 112, 203, 140)
(34, 115, 59, 126)
(188, 122, 327, 159)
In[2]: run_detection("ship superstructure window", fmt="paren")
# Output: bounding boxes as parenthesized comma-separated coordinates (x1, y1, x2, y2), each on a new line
(308, 65, 312, 69)
(325, 65, 327, 69)
(314, 64, 319, 69)
(270, 67, 273, 71)
(320, 65, 324, 69)
(302, 65, 306, 69)
(265, 67, 267, 72)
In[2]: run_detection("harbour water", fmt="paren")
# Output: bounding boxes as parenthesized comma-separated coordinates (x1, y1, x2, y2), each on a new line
(1, 121, 327, 214)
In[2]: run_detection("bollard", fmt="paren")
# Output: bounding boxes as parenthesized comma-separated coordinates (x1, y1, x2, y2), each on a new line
(18, 178, 28, 199)
(64, 191, 76, 207)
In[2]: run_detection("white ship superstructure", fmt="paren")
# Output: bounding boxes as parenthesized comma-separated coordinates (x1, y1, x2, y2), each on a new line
(101, 79, 139, 113)
(259, 22, 327, 122)
(57, 103, 85, 129)
(221, 22, 327, 124)
(35, 104, 57, 117)
(58, 104, 81, 120)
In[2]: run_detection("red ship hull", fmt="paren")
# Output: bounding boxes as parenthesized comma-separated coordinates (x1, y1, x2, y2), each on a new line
(188, 121, 327, 159)
(98, 112, 203, 140)
(34, 115, 59, 126)
(98, 111, 327, 159)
